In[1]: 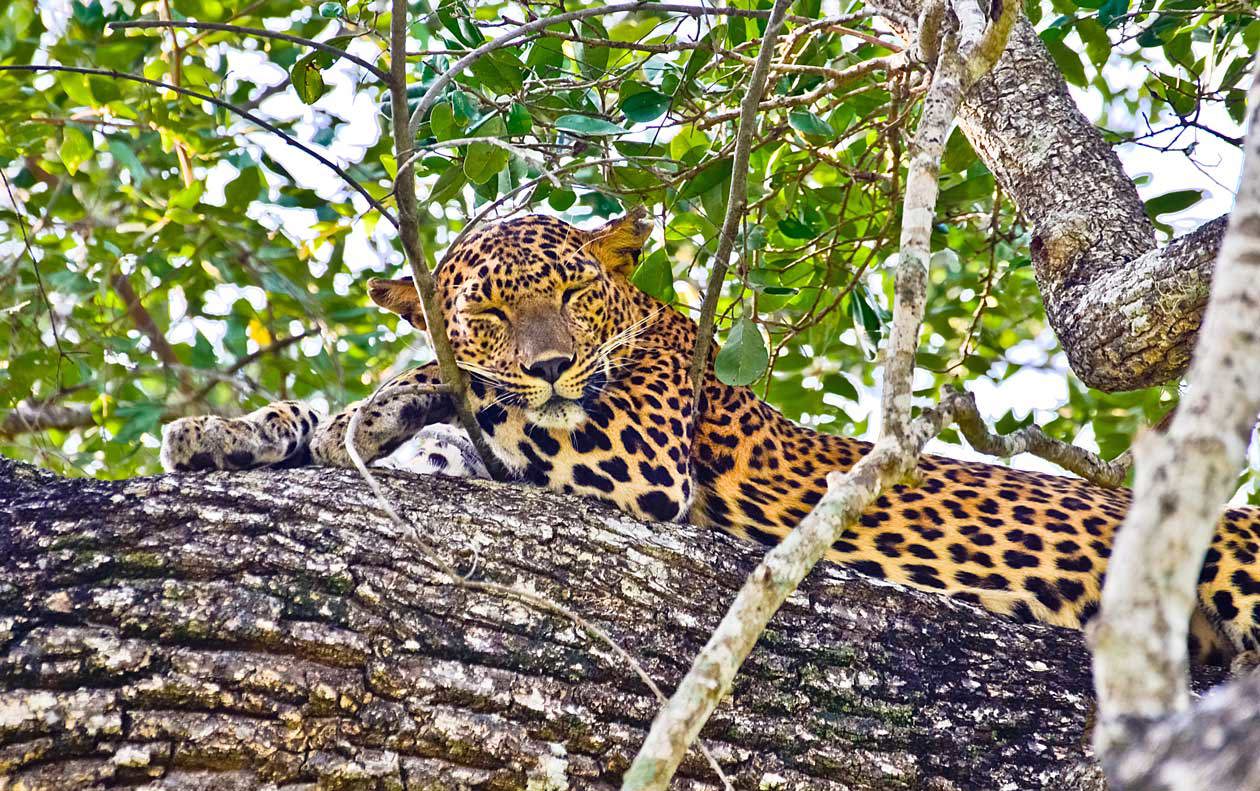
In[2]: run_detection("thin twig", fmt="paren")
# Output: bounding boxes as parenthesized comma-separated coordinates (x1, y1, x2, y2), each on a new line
(108, 20, 390, 82)
(949, 387, 1131, 487)
(388, 0, 508, 481)
(624, 4, 1019, 787)
(0, 65, 398, 228)
(687, 0, 793, 396)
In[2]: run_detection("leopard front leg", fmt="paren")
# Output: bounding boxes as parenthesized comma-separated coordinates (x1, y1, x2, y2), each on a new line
(161, 401, 322, 472)
(309, 363, 457, 467)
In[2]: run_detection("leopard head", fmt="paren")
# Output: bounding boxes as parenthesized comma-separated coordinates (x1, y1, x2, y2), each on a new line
(368, 210, 653, 430)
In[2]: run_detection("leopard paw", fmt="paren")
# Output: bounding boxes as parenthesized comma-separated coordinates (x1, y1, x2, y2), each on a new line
(160, 416, 243, 472)
(375, 424, 491, 479)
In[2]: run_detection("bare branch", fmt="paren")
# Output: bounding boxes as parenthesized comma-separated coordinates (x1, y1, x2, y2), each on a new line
(0, 65, 397, 228)
(1090, 54, 1260, 783)
(625, 4, 1018, 787)
(110, 272, 195, 394)
(686, 0, 794, 397)
(387, 0, 508, 481)
(949, 387, 1131, 488)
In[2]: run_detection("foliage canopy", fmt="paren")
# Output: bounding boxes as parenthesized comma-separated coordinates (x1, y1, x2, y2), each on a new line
(0, 0, 1253, 481)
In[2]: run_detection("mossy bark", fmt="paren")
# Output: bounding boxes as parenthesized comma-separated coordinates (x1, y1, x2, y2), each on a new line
(0, 458, 1184, 789)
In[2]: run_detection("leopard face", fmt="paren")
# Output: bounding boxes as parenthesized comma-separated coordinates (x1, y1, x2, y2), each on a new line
(369, 213, 652, 430)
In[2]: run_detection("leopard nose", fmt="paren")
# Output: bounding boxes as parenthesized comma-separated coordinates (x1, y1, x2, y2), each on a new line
(523, 355, 574, 383)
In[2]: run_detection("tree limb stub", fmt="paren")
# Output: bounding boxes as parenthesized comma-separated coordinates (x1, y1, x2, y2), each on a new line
(0, 457, 1164, 789)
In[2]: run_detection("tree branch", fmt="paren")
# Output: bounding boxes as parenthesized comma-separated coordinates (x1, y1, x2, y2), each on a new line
(107, 20, 390, 82)
(109, 272, 195, 395)
(1090, 55, 1260, 787)
(876, 3, 1231, 390)
(626, 5, 1018, 787)
(387, 0, 508, 481)
(951, 387, 1132, 488)
(1, 456, 1162, 789)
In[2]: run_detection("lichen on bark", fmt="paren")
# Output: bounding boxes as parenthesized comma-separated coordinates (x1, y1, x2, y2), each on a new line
(0, 457, 1150, 789)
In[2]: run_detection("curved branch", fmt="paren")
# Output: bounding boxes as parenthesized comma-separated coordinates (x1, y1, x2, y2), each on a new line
(0, 65, 398, 228)
(107, 20, 390, 82)
(388, 0, 507, 480)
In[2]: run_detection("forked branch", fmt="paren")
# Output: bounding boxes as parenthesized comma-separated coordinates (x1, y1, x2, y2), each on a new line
(623, 2, 1020, 788)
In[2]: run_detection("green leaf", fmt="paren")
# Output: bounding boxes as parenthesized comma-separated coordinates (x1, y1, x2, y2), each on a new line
(107, 139, 147, 185)
(547, 188, 576, 211)
(555, 114, 628, 136)
(678, 160, 732, 200)
(630, 248, 675, 302)
(788, 109, 834, 138)
(715, 317, 769, 387)
(846, 287, 884, 360)
(463, 119, 508, 185)
(59, 126, 93, 175)
(1144, 189, 1203, 218)
(224, 164, 262, 208)
(291, 53, 327, 104)
(1076, 18, 1112, 68)
(429, 164, 467, 204)
(822, 373, 859, 402)
(1137, 14, 1180, 47)
(430, 102, 459, 141)
(506, 102, 532, 135)
(620, 89, 671, 123)
(777, 215, 817, 240)
(1097, 0, 1128, 27)
(469, 49, 526, 95)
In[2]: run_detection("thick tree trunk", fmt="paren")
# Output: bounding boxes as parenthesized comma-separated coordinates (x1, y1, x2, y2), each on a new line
(0, 458, 1210, 790)
(881, 9, 1228, 392)
(955, 18, 1226, 393)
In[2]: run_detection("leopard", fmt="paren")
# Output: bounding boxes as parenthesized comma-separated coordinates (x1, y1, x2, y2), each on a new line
(161, 209, 1260, 666)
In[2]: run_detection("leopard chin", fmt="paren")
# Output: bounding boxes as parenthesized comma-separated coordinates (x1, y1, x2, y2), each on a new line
(525, 399, 588, 430)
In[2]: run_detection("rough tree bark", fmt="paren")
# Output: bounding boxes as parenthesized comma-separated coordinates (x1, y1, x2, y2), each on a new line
(879, 5, 1228, 391)
(0, 456, 1163, 790)
(1089, 55, 1260, 790)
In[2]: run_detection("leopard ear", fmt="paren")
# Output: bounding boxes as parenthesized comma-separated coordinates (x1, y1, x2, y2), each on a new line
(588, 206, 652, 275)
(368, 277, 427, 330)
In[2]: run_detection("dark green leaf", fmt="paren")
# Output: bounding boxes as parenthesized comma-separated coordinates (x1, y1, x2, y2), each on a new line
(1144, 189, 1203, 218)
(788, 109, 834, 138)
(506, 102, 532, 135)
(291, 53, 327, 104)
(631, 249, 675, 302)
(621, 89, 671, 123)
(715, 317, 769, 386)
(555, 114, 628, 136)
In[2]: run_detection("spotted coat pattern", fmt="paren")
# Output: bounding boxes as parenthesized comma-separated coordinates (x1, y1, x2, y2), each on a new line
(162, 213, 1260, 665)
